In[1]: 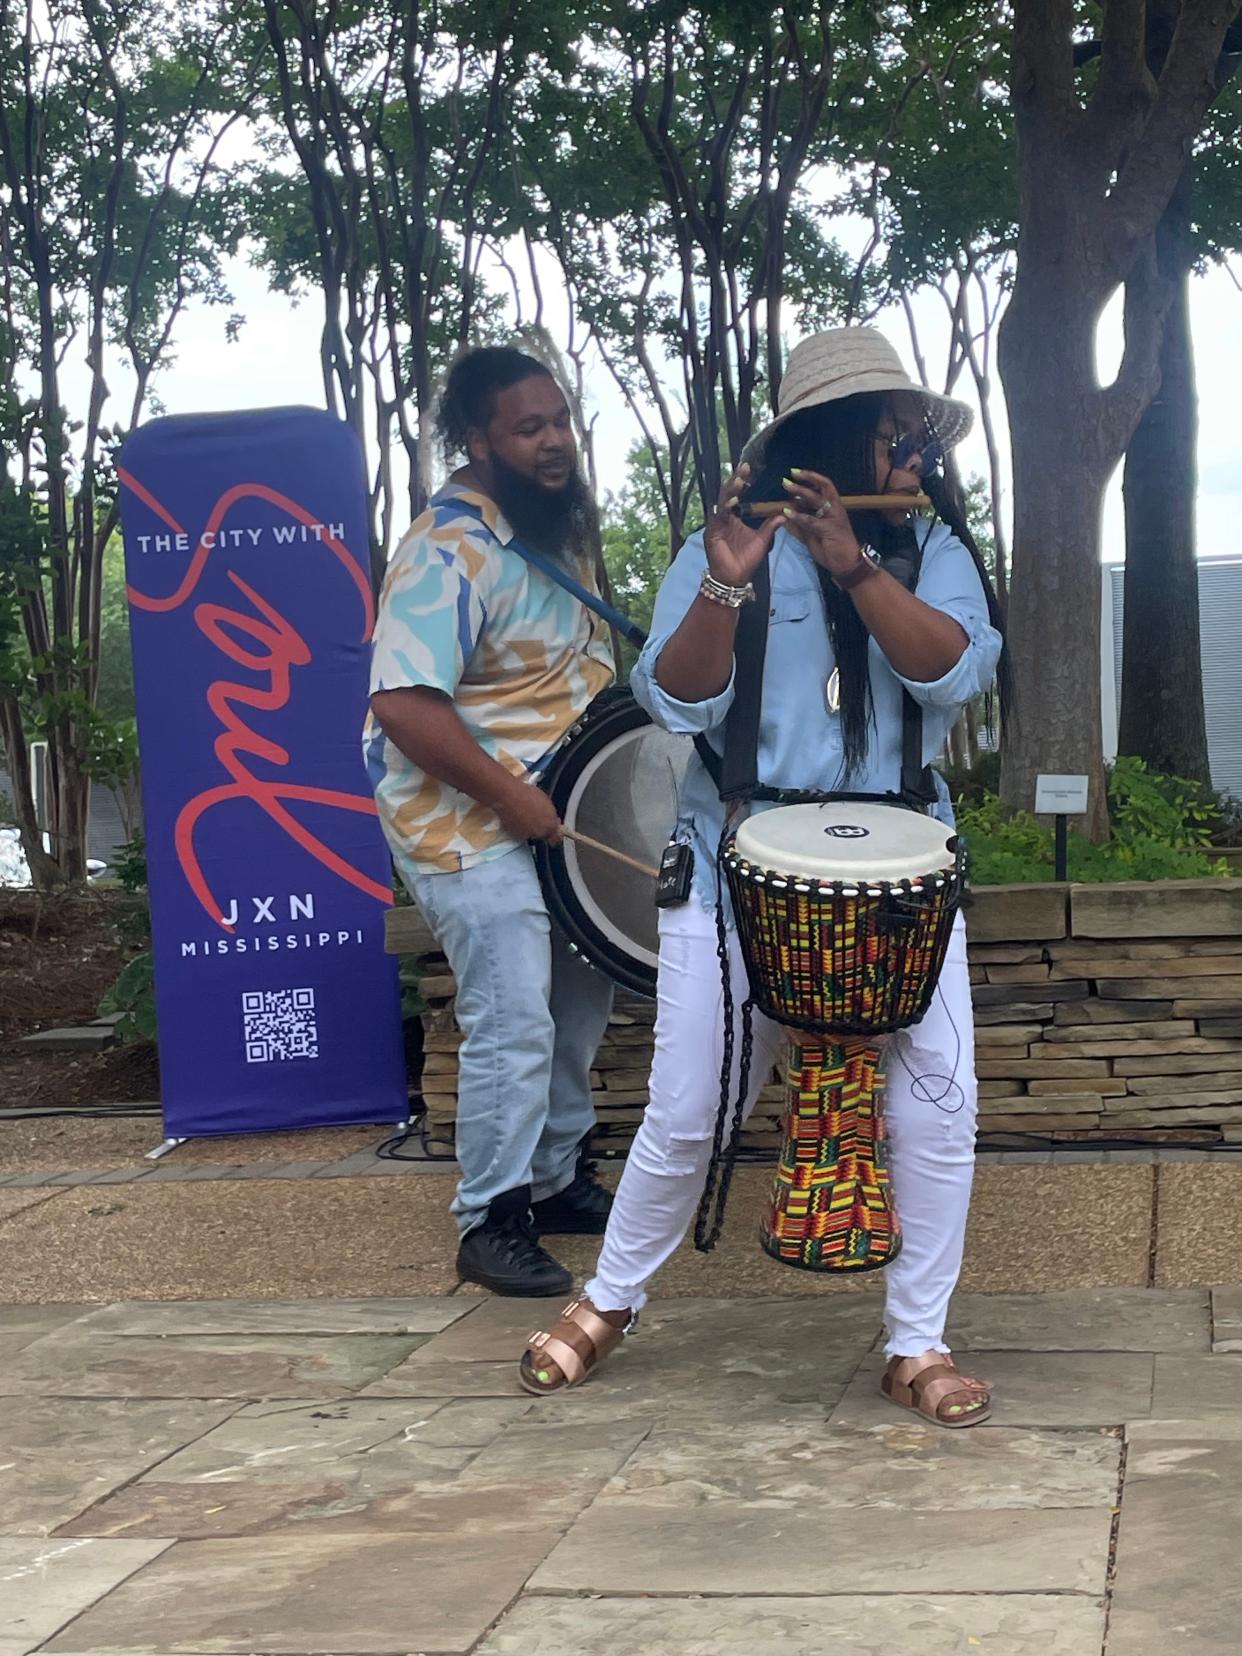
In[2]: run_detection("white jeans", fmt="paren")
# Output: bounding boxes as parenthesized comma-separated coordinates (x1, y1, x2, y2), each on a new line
(585, 901, 977, 1358)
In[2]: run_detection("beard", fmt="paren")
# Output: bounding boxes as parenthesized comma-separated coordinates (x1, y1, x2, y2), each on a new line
(489, 452, 597, 566)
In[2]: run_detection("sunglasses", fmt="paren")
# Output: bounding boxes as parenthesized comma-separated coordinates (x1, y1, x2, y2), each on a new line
(886, 431, 944, 472)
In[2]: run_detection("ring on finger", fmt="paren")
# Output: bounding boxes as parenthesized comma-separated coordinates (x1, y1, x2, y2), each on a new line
(813, 501, 832, 519)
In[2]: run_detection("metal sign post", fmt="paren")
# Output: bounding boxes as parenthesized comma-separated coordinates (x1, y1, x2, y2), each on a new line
(1035, 774, 1089, 882)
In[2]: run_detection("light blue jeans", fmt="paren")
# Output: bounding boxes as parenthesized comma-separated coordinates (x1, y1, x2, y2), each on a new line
(404, 845, 615, 1236)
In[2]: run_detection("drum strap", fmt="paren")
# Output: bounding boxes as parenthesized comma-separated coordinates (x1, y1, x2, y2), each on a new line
(453, 501, 732, 801)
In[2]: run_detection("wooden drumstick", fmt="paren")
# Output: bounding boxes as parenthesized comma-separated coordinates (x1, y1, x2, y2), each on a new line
(560, 827, 659, 880)
(745, 493, 931, 517)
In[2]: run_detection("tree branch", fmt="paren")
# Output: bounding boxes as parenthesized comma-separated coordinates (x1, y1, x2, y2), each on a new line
(1011, 0, 1082, 130)
(1105, 0, 1242, 272)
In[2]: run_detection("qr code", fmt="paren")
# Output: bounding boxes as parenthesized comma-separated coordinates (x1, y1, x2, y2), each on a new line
(242, 988, 319, 1063)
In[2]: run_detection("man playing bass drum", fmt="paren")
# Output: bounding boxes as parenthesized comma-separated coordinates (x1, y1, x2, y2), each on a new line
(366, 345, 616, 1297)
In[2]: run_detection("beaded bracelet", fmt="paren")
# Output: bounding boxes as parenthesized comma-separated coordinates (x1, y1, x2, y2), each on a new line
(699, 569, 756, 609)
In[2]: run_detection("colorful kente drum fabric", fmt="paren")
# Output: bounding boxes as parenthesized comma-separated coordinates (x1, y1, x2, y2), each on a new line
(760, 1040, 900, 1272)
(725, 802, 963, 1273)
(724, 801, 963, 1038)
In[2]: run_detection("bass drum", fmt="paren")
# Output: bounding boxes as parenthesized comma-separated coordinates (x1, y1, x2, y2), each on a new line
(536, 688, 693, 998)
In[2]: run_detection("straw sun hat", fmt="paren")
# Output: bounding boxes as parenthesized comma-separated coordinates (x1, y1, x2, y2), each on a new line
(741, 326, 973, 465)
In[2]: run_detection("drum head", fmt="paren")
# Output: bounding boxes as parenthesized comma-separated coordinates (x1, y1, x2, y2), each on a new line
(536, 689, 691, 997)
(734, 800, 956, 884)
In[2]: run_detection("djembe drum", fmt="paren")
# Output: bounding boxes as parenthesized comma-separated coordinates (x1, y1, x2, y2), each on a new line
(723, 801, 964, 1271)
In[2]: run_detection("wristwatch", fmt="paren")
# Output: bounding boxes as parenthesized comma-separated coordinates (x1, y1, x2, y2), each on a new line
(833, 545, 882, 592)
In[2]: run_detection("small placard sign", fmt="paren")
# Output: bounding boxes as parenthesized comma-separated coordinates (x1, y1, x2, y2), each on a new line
(1035, 774, 1089, 815)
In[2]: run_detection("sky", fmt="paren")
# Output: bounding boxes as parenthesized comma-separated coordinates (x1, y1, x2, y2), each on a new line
(112, 240, 1242, 567)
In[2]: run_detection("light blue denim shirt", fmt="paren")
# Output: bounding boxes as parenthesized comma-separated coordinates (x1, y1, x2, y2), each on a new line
(629, 519, 1003, 915)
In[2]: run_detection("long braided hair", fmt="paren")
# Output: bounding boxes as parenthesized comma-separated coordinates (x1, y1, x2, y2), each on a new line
(742, 392, 1011, 775)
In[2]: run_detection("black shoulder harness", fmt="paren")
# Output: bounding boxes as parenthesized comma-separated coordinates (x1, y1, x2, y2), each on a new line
(692, 538, 936, 809)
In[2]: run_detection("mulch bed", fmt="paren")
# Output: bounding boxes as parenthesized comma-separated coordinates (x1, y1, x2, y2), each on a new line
(0, 889, 157, 1109)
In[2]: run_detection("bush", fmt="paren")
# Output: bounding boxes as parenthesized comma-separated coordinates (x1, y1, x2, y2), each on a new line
(98, 950, 156, 1043)
(957, 758, 1231, 885)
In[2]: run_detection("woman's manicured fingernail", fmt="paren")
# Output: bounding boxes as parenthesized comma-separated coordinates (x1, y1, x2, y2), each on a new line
(782, 507, 794, 517)
(790, 467, 804, 475)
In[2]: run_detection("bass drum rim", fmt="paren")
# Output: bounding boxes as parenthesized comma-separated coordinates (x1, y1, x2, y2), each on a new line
(535, 687, 661, 1000)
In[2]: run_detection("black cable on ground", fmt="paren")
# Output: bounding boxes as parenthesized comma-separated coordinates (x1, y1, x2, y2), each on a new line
(375, 1097, 456, 1162)
(0, 1106, 162, 1121)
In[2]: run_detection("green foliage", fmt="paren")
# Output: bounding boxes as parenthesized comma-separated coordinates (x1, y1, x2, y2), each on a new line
(600, 441, 677, 669)
(97, 538, 135, 726)
(110, 833, 149, 897)
(98, 951, 157, 1044)
(958, 759, 1230, 885)
(1106, 757, 1215, 850)
(831, 6, 1016, 293)
(0, 0, 242, 886)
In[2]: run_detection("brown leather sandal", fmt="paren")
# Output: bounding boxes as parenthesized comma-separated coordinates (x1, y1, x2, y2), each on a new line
(881, 1352, 992, 1428)
(518, 1297, 635, 1396)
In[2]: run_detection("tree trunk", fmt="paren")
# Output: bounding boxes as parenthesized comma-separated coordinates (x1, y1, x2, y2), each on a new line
(57, 760, 90, 882)
(1118, 165, 1210, 787)
(0, 698, 64, 890)
(999, 295, 1111, 840)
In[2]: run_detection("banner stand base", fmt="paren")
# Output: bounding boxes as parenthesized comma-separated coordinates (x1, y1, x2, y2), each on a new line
(143, 1115, 420, 1164)
(146, 1136, 188, 1162)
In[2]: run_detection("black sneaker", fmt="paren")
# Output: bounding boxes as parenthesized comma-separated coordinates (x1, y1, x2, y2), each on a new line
(531, 1154, 614, 1236)
(456, 1188, 573, 1297)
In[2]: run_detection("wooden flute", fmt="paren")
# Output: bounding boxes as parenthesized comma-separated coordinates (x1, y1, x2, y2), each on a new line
(744, 493, 931, 517)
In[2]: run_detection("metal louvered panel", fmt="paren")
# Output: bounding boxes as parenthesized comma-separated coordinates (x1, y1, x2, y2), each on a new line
(1104, 557, 1242, 798)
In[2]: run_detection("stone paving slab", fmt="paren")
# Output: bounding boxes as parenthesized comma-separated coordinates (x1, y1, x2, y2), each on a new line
(57, 1396, 576, 1541)
(1150, 1352, 1242, 1418)
(0, 1398, 239, 1536)
(57, 1404, 553, 1543)
(139, 1165, 248, 1184)
(42, 1531, 568, 1655)
(70, 1415, 651, 1546)
(363, 1296, 882, 1417)
(75, 1295, 473, 1338)
(0, 1537, 173, 1656)
(1108, 1429, 1242, 1655)
(830, 1351, 1155, 1429)
(0, 1303, 88, 1360)
(601, 1418, 1119, 1512)
(1126, 1414, 1242, 1441)
(19, 1025, 115, 1051)
(0, 1329, 426, 1399)
(1210, 1285, 1242, 1350)
(531, 1503, 1113, 1595)
(476, 1594, 1109, 1656)
(947, 1288, 1210, 1352)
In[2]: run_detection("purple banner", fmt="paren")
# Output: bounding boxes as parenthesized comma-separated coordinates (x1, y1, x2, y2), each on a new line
(118, 407, 406, 1138)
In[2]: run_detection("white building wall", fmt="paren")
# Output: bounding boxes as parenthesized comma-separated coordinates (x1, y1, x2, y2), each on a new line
(1102, 557, 1242, 797)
